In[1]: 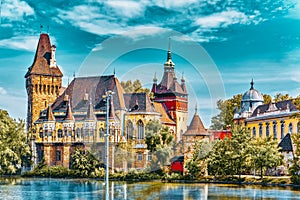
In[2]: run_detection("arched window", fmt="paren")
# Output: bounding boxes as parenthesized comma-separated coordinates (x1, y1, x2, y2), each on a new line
(298, 121, 300, 134)
(266, 122, 270, 137)
(126, 120, 134, 139)
(289, 122, 293, 133)
(76, 128, 80, 138)
(137, 120, 144, 140)
(64, 127, 67, 137)
(39, 127, 43, 138)
(252, 127, 256, 138)
(273, 121, 277, 139)
(58, 129, 62, 138)
(281, 120, 285, 139)
(99, 128, 105, 138)
(259, 123, 263, 137)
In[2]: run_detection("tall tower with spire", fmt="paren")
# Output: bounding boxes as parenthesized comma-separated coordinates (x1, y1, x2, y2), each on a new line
(151, 41, 188, 141)
(25, 33, 63, 130)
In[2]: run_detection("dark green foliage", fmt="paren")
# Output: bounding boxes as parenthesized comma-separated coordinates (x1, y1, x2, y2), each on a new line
(0, 110, 32, 175)
(120, 79, 150, 94)
(70, 148, 104, 178)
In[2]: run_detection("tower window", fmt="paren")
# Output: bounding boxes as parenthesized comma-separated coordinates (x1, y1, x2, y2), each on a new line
(58, 129, 62, 138)
(259, 123, 262, 137)
(289, 123, 293, 133)
(281, 121, 285, 139)
(273, 121, 277, 139)
(266, 122, 270, 137)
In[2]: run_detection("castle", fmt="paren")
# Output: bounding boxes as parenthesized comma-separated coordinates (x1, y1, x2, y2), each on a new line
(25, 33, 208, 170)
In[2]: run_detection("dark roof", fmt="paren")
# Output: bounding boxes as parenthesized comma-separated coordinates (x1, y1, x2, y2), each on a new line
(278, 133, 293, 152)
(251, 100, 297, 118)
(170, 155, 184, 162)
(37, 75, 125, 122)
(124, 93, 156, 113)
(52, 75, 125, 112)
(25, 34, 62, 78)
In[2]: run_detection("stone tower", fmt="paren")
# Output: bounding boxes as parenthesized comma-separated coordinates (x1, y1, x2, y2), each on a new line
(151, 43, 188, 141)
(25, 33, 63, 130)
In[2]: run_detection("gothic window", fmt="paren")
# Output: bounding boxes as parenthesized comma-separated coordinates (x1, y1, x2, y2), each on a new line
(298, 122, 300, 134)
(47, 85, 50, 94)
(266, 122, 270, 137)
(137, 120, 144, 140)
(39, 127, 43, 138)
(43, 84, 46, 94)
(126, 120, 134, 139)
(99, 128, 105, 138)
(289, 122, 293, 133)
(64, 127, 67, 137)
(273, 121, 277, 139)
(35, 84, 38, 93)
(281, 121, 285, 139)
(76, 128, 80, 138)
(58, 129, 62, 138)
(51, 85, 54, 94)
(56, 150, 61, 161)
(252, 127, 256, 138)
(259, 123, 263, 137)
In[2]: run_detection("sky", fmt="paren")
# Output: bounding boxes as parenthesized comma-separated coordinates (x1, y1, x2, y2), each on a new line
(1, 0, 300, 127)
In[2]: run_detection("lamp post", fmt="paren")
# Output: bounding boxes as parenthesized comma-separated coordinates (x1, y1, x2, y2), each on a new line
(103, 90, 114, 200)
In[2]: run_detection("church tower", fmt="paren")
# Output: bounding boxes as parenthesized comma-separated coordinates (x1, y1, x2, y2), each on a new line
(25, 33, 63, 130)
(151, 42, 188, 141)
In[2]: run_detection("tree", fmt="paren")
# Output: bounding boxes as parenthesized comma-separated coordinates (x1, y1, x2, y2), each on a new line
(145, 120, 174, 171)
(185, 140, 214, 178)
(210, 94, 242, 130)
(249, 137, 283, 179)
(121, 79, 150, 94)
(0, 110, 31, 175)
(289, 134, 300, 184)
(208, 126, 252, 179)
(70, 148, 104, 177)
(263, 94, 272, 104)
(273, 93, 292, 102)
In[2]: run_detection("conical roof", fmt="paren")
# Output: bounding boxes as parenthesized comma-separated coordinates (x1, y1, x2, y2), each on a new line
(64, 100, 74, 121)
(184, 108, 208, 136)
(85, 98, 96, 121)
(25, 33, 62, 78)
(46, 105, 55, 121)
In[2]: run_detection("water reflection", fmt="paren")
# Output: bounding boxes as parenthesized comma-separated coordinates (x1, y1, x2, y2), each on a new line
(0, 178, 300, 200)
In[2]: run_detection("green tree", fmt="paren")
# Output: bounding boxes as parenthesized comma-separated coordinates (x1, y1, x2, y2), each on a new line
(70, 148, 104, 177)
(185, 140, 214, 178)
(208, 126, 252, 179)
(210, 94, 242, 130)
(121, 79, 150, 94)
(145, 120, 174, 170)
(249, 137, 283, 179)
(289, 134, 300, 184)
(0, 110, 31, 175)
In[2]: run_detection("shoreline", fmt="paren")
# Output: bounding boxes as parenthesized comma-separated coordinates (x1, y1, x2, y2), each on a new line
(1, 175, 300, 188)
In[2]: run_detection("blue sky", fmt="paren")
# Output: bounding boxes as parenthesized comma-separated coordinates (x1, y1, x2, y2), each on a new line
(1, 0, 300, 127)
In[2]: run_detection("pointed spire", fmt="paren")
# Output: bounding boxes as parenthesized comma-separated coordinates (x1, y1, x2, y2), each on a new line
(181, 72, 185, 83)
(250, 78, 254, 89)
(85, 98, 96, 121)
(65, 100, 74, 121)
(195, 103, 198, 114)
(173, 73, 177, 80)
(46, 105, 55, 121)
(167, 37, 172, 61)
(153, 72, 157, 83)
(109, 97, 116, 119)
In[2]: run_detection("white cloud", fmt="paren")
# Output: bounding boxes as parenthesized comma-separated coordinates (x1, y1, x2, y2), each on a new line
(0, 87, 7, 95)
(105, 1, 144, 18)
(0, 36, 39, 51)
(195, 10, 250, 29)
(153, 0, 198, 8)
(1, 0, 35, 21)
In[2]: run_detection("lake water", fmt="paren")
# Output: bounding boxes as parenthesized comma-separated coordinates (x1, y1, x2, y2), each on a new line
(0, 178, 300, 200)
